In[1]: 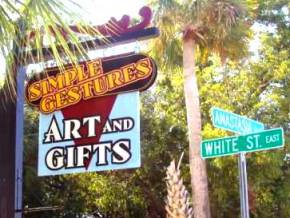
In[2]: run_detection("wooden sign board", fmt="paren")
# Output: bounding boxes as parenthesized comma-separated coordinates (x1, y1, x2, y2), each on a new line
(38, 92, 140, 176)
(25, 54, 157, 176)
(25, 54, 157, 113)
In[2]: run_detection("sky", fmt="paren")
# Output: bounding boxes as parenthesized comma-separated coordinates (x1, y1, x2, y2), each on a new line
(79, 0, 147, 58)
(249, 22, 276, 60)
(79, 0, 276, 60)
(78, 0, 146, 24)
(0, 0, 146, 79)
(0, 0, 275, 80)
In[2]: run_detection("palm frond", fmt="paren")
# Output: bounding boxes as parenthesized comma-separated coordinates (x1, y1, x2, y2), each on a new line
(0, 0, 105, 101)
(150, 0, 254, 67)
(202, 0, 252, 61)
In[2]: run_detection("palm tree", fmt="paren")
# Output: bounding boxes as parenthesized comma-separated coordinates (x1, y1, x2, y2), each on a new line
(150, 0, 254, 217)
(0, 1, 99, 216)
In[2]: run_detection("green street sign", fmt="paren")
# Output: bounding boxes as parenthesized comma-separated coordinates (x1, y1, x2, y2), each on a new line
(201, 128, 284, 159)
(210, 107, 264, 134)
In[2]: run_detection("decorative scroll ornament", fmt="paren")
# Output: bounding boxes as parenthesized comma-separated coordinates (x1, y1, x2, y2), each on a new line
(26, 6, 153, 46)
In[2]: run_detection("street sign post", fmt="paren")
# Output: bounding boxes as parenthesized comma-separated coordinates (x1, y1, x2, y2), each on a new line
(208, 107, 284, 218)
(201, 128, 284, 158)
(238, 152, 249, 218)
(211, 107, 264, 134)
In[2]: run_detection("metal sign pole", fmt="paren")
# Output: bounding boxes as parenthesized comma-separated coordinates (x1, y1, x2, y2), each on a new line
(238, 153, 244, 217)
(14, 66, 26, 218)
(14, 19, 26, 218)
(238, 152, 250, 218)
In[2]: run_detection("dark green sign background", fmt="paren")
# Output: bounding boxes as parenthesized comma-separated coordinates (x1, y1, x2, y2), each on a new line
(201, 128, 284, 158)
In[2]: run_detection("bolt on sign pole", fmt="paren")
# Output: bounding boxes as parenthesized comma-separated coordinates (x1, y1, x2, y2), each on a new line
(238, 152, 249, 218)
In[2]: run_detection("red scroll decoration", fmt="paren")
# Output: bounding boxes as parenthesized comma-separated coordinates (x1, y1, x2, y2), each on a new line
(26, 6, 153, 46)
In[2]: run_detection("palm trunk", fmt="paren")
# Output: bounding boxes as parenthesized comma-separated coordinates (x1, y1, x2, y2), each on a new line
(183, 38, 211, 218)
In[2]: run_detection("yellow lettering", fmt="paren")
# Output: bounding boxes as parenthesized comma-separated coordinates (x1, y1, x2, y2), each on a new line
(93, 76, 107, 94)
(28, 57, 155, 113)
(80, 81, 93, 99)
(67, 86, 81, 103)
(87, 59, 103, 78)
(28, 82, 41, 101)
(40, 95, 56, 113)
(76, 65, 87, 82)
(107, 70, 123, 89)
(55, 90, 68, 109)
(40, 80, 49, 95)
(136, 58, 152, 78)
(64, 68, 77, 86)
(122, 64, 136, 83)
(47, 75, 64, 92)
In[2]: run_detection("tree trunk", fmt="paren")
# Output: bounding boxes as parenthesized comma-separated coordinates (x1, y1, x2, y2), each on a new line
(0, 88, 16, 218)
(183, 38, 211, 218)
